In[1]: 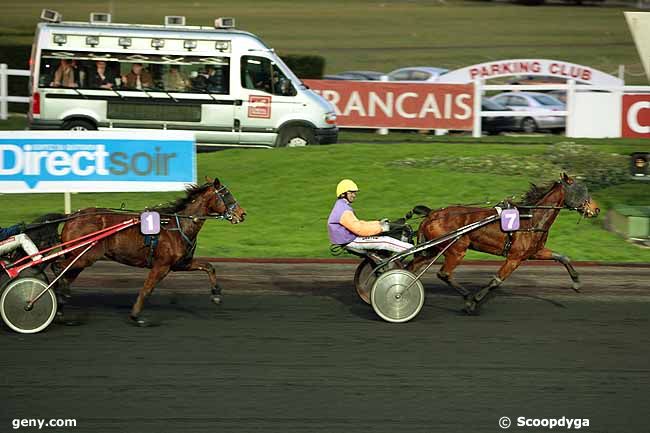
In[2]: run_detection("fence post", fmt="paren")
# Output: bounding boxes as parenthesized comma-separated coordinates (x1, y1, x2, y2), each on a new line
(618, 64, 625, 84)
(565, 79, 576, 137)
(377, 74, 389, 136)
(0, 63, 8, 121)
(472, 78, 482, 138)
(64, 192, 72, 214)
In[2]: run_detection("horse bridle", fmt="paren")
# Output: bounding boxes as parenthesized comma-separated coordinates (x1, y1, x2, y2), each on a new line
(561, 180, 591, 216)
(213, 185, 239, 221)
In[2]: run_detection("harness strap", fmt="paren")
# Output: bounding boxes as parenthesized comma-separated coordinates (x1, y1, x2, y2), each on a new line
(501, 232, 513, 257)
(143, 234, 159, 267)
(166, 213, 194, 247)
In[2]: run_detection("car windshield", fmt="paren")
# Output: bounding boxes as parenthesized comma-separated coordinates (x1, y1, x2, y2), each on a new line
(532, 94, 564, 106)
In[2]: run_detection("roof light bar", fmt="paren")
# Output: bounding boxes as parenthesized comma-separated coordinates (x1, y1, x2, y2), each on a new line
(40, 9, 62, 23)
(214, 17, 235, 29)
(90, 12, 111, 24)
(165, 16, 186, 26)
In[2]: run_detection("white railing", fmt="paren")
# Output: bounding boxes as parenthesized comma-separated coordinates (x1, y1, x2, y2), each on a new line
(0, 63, 30, 120)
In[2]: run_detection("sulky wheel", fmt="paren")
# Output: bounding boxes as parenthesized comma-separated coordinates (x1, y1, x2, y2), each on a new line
(370, 269, 424, 323)
(0, 277, 57, 334)
(353, 258, 402, 304)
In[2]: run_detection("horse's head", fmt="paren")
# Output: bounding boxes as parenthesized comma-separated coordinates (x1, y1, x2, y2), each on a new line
(560, 173, 599, 218)
(207, 177, 246, 224)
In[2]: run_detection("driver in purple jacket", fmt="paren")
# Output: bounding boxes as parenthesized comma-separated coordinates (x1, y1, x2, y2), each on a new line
(328, 179, 413, 253)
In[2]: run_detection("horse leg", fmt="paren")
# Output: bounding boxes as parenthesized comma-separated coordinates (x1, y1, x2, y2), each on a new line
(184, 259, 223, 305)
(465, 258, 523, 315)
(531, 248, 581, 292)
(436, 238, 472, 299)
(130, 264, 171, 327)
(52, 250, 100, 324)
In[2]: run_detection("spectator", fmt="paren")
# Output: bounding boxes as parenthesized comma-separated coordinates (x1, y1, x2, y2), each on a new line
(163, 65, 190, 91)
(50, 59, 78, 88)
(122, 63, 154, 90)
(87, 61, 116, 89)
(206, 65, 228, 94)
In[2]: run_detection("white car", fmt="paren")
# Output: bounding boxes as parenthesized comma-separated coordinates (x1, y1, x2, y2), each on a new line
(387, 66, 449, 82)
(489, 92, 566, 133)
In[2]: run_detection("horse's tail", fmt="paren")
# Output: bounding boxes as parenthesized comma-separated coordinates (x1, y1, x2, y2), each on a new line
(405, 205, 432, 220)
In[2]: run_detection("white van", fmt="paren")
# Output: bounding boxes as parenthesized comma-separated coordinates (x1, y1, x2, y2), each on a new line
(28, 11, 338, 147)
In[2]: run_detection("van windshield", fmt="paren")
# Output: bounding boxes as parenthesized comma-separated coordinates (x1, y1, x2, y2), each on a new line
(38, 51, 230, 95)
(240, 55, 297, 97)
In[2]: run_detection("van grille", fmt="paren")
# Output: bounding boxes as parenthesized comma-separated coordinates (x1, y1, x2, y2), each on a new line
(107, 102, 201, 122)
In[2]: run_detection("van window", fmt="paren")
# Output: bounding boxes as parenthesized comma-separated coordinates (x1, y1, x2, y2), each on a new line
(37, 52, 230, 95)
(241, 56, 296, 97)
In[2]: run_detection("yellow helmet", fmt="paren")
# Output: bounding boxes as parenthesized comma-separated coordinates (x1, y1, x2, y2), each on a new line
(336, 179, 359, 197)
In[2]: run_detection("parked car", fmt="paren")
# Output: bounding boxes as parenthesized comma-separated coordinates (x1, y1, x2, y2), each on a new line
(489, 92, 566, 133)
(481, 99, 519, 135)
(322, 70, 385, 81)
(547, 89, 567, 103)
(387, 66, 449, 82)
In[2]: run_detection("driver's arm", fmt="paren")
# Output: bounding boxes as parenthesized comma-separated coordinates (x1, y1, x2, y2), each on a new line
(339, 210, 383, 237)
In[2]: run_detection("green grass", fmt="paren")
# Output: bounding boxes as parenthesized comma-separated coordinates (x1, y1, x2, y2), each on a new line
(0, 0, 646, 83)
(1, 128, 649, 261)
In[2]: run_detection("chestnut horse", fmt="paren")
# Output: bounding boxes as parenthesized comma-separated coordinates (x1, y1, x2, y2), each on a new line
(410, 174, 599, 314)
(55, 178, 246, 326)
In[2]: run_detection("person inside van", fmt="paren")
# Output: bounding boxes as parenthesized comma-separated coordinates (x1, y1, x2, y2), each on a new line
(50, 59, 78, 88)
(206, 65, 228, 94)
(88, 61, 117, 89)
(122, 63, 153, 90)
(163, 65, 190, 91)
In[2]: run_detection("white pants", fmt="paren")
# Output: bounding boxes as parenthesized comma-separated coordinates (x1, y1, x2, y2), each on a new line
(0, 234, 42, 261)
(347, 236, 413, 254)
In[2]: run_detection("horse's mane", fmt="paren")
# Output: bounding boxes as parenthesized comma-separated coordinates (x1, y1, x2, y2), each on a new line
(155, 183, 211, 213)
(518, 180, 560, 205)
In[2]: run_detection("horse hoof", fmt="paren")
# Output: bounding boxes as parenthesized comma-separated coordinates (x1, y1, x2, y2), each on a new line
(211, 295, 223, 305)
(129, 315, 151, 327)
(463, 299, 480, 316)
(572, 281, 582, 292)
(54, 311, 79, 326)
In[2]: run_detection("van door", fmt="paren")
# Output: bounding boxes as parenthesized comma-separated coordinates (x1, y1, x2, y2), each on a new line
(236, 55, 299, 145)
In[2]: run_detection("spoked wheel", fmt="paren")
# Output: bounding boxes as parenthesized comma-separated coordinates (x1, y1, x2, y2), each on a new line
(353, 258, 402, 304)
(370, 269, 424, 323)
(0, 277, 57, 334)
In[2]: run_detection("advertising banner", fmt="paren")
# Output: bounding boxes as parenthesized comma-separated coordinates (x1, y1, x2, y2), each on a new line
(622, 94, 650, 138)
(304, 80, 474, 130)
(438, 59, 623, 86)
(0, 130, 196, 193)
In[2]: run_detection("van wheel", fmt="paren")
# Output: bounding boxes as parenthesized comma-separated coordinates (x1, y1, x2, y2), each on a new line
(63, 119, 96, 131)
(521, 117, 537, 133)
(276, 126, 317, 147)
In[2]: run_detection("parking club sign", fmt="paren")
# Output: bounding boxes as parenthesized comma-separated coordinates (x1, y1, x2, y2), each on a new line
(0, 131, 196, 193)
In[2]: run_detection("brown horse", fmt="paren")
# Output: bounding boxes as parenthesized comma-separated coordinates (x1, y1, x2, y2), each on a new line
(409, 174, 600, 314)
(55, 177, 246, 326)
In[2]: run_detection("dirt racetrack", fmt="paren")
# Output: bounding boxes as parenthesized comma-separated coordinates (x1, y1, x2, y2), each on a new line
(1, 261, 649, 433)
